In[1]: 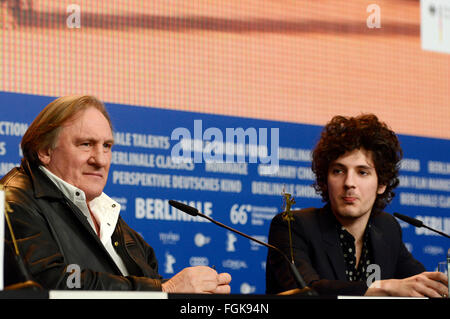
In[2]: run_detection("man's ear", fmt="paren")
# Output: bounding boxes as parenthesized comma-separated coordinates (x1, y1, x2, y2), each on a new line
(37, 148, 52, 165)
(377, 184, 387, 195)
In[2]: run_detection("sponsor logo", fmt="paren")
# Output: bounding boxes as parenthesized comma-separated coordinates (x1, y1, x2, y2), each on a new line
(189, 256, 209, 266)
(250, 235, 268, 251)
(423, 245, 445, 256)
(164, 252, 176, 274)
(222, 259, 248, 270)
(240, 282, 256, 294)
(194, 233, 211, 247)
(159, 231, 180, 245)
(226, 232, 237, 252)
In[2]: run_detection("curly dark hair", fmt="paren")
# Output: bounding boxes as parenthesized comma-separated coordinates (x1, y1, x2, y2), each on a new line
(311, 114, 403, 214)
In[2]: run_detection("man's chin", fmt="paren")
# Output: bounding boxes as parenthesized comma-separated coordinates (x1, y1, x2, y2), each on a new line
(338, 207, 373, 222)
(335, 206, 363, 219)
(85, 189, 104, 202)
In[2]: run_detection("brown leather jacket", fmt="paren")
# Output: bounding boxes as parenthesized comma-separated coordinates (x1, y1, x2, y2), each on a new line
(1, 159, 163, 290)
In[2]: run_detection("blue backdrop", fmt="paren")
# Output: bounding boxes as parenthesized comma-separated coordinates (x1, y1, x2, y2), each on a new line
(1, 92, 449, 294)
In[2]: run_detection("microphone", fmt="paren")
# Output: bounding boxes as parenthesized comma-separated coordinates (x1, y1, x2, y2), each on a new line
(169, 200, 317, 296)
(393, 212, 450, 239)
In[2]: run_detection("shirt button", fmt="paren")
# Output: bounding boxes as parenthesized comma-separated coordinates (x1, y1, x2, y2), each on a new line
(112, 204, 116, 208)
(114, 241, 119, 247)
(75, 192, 80, 196)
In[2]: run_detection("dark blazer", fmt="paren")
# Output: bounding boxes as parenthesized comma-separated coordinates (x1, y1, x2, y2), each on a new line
(1, 159, 163, 290)
(266, 205, 425, 296)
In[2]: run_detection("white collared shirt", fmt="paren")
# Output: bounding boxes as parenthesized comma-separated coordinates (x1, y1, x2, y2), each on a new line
(39, 166, 129, 276)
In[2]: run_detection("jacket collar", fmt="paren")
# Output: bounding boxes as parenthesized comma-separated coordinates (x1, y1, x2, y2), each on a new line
(22, 159, 101, 243)
(20, 159, 127, 276)
(318, 205, 347, 280)
(21, 159, 65, 200)
(368, 218, 391, 278)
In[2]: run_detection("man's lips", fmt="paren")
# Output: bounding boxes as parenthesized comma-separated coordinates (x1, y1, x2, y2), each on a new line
(84, 172, 104, 178)
(342, 196, 357, 203)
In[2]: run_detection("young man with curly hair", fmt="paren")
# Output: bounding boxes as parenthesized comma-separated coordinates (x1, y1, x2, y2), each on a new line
(266, 114, 448, 297)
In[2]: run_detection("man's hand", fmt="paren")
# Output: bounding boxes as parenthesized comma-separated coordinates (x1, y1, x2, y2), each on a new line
(161, 266, 232, 294)
(366, 271, 448, 298)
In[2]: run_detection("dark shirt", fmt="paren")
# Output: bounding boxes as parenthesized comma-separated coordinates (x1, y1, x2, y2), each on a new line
(336, 222, 373, 282)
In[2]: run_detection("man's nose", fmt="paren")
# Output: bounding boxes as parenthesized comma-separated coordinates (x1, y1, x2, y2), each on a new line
(344, 171, 356, 189)
(89, 146, 109, 167)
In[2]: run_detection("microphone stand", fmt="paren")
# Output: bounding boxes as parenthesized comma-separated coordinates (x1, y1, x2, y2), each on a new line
(169, 200, 317, 296)
(2, 188, 43, 291)
(394, 212, 450, 239)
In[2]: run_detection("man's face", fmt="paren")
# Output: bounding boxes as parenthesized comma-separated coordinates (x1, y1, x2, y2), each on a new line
(327, 148, 386, 222)
(38, 107, 114, 202)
